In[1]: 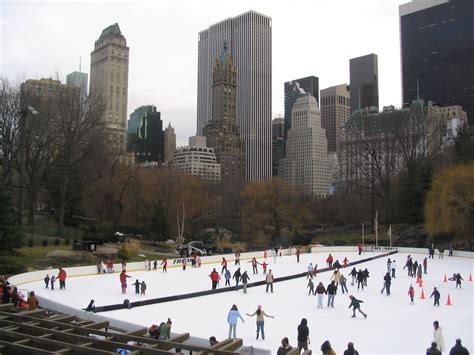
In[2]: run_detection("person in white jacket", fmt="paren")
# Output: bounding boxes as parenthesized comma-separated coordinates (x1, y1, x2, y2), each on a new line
(433, 321, 445, 353)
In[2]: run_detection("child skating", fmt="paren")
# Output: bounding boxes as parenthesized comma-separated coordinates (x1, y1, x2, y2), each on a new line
(348, 295, 367, 318)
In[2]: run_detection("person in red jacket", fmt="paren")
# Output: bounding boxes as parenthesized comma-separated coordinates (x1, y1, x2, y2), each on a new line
(221, 258, 228, 274)
(326, 254, 334, 269)
(120, 270, 131, 294)
(161, 258, 167, 272)
(296, 248, 301, 263)
(408, 284, 415, 304)
(343, 257, 349, 268)
(210, 268, 220, 289)
(57, 268, 67, 290)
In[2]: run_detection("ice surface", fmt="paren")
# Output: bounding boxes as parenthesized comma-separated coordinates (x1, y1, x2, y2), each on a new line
(20, 251, 473, 354)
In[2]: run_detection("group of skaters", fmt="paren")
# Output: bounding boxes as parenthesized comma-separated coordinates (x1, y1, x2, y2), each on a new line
(428, 243, 455, 259)
(97, 258, 170, 274)
(43, 267, 67, 290)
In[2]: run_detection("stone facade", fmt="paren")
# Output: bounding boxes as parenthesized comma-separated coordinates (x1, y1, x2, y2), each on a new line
(203, 43, 245, 181)
(89, 23, 129, 152)
(164, 123, 176, 163)
(279, 95, 332, 198)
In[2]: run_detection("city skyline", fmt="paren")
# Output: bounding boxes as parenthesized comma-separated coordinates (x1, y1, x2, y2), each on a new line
(2, 0, 409, 145)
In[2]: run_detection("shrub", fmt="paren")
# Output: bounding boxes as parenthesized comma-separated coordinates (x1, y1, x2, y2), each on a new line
(28, 239, 34, 247)
(117, 246, 130, 260)
(65, 238, 70, 246)
(42, 239, 48, 247)
(54, 238, 60, 246)
(0, 257, 27, 275)
(291, 235, 312, 246)
(73, 239, 78, 244)
(333, 239, 346, 246)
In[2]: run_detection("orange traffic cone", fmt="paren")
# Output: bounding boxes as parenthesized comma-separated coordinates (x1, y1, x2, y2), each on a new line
(418, 279, 423, 287)
(446, 294, 452, 306)
(416, 276, 420, 283)
(420, 289, 425, 299)
(443, 274, 447, 282)
(469, 273, 472, 282)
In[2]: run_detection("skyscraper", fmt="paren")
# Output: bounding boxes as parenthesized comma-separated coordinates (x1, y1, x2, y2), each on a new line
(279, 95, 332, 198)
(89, 23, 129, 151)
(320, 84, 351, 153)
(203, 43, 245, 181)
(349, 54, 379, 114)
(197, 10, 272, 181)
(164, 123, 176, 164)
(127, 105, 164, 163)
(271, 116, 285, 177)
(400, 0, 474, 123)
(284, 76, 319, 140)
(66, 71, 88, 102)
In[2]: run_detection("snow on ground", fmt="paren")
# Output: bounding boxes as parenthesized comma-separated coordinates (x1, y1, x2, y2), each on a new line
(21, 251, 473, 355)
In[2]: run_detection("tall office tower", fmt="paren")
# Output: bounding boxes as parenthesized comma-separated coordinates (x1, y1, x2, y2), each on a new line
(203, 43, 245, 181)
(279, 95, 331, 198)
(127, 105, 164, 163)
(164, 123, 176, 163)
(66, 71, 88, 102)
(197, 10, 272, 181)
(349, 54, 379, 114)
(284, 76, 319, 141)
(271, 116, 285, 177)
(400, 0, 474, 123)
(89, 23, 129, 151)
(172, 136, 221, 183)
(320, 84, 351, 153)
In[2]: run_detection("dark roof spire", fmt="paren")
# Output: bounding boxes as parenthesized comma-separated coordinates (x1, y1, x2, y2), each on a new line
(99, 23, 123, 40)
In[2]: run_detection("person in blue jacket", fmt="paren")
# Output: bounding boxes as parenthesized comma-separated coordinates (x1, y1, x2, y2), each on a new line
(227, 304, 245, 339)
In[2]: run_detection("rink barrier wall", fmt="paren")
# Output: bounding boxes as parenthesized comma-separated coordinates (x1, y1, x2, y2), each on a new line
(9, 247, 473, 288)
(92, 250, 399, 313)
(8, 250, 290, 287)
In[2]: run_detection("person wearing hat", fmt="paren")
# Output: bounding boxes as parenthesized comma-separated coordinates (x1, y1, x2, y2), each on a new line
(277, 337, 293, 355)
(449, 338, 469, 355)
(246, 305, 274, 340)
(426, 342, 441, 355)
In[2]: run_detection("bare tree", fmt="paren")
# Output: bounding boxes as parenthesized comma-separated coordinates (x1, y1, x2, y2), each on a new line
(48, 85, 107, 236)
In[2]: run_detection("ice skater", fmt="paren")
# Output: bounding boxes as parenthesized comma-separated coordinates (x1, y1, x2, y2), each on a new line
(133, 279, 140, 295)
(227, 305, 245, 339)
(307, 278, 315, 295)
(340, 275, 348, 294)
(348, 295, 367, 319)
(221, 257, 228, 274)
(387, 258, 392, 273)
(423, 257, 428, 274)
(381, 272, 391, 296)
(224, 269, 231, 286)
(296, 248, 301, 263)
(391, 260, 397, 278)
(307, 263, 314, 279)
(246, 305, 274, 340)
(241, 271, 250, 293)
(265, 270, 274, 293)
(362, 268, 370, 286)
(250, 257, 258, 274)
(210, 268, 219, 290)
(455, 273, 464, 288)
(432, 321, 445, 353)
(349, 267, 357, 286)
(233, 268, 241, 288)
(120, 270, 131, 294)
(297, 318, 310, 353)
(408, 284, 415, 304)
(430, 287, 441, 306)
(326, 254, 333, 269)
(331, 269, 342, 287)
(343, 256, 349, 268)
(153, 260, 157, 271)
(161, 258, 167, 272)
(326, 281, 337, 308)
(235, 251, 241, 265)
(140, 281, 147, 295)
(448, 244, 454, 257)
(44, 274, 50, 289)
(315, 282, 326, 308)
(182, 258, 187, 270)
(50, 275, 55, 290)
(258, 260, 268, 274)
(438, 246, 445, 259)
(356, 269, 364, 290)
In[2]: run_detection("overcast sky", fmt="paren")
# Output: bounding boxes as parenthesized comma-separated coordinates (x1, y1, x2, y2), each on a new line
(1, 0, 409, 146)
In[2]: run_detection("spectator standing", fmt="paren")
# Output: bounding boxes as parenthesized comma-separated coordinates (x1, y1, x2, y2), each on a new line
(27, 291, 38, 310)
(449, 338, 469, 355)
(343, 342, 359, 355)
(433, 321, 445, 353)
(266, 270, 275, 293)
(277, 337, 293, 355)
(321, 340, 336, 355)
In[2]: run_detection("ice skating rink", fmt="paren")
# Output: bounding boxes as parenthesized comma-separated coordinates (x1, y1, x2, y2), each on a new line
(18, 251, 473, 354)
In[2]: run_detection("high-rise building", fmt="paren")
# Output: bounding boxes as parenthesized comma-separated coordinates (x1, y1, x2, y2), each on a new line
(89, 23, 129, 151)
(399, 0, 474, 123)
(349, 54, 379, 114)
(203, 43, 245, 181)
(66, 71, 88, 101)
(284, 76, 319, 141)
(271, 116, 285, 177)
(279, 95, 332, 198)
(164, 123, 176, 163)
(197, 10, 272, 181)
(172, 136, 221, 183)
(320, 84, 351, 153)
(127, 105, 164, 163)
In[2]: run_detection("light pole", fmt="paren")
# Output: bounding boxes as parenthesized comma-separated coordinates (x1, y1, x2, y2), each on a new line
(17, 105, 37, 225)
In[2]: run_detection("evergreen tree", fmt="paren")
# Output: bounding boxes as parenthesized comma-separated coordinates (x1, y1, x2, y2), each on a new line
(0, 176, 24, 253)
(147, 200, 169, 244)
(454, 123, 474, 164)
(399, 159, 432, 224)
